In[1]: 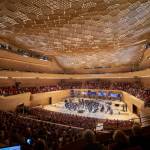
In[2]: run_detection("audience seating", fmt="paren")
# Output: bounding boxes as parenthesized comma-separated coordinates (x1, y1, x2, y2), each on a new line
(0, 81, 149, 105)
(30, 108, 134, 130)
(0, 110, 149, 150)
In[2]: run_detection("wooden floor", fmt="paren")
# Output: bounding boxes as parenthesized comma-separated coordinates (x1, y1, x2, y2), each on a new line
(43, 98, 139, 121)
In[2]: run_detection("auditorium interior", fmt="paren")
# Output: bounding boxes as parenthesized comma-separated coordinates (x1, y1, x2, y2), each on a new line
(0, 0, 150, 150)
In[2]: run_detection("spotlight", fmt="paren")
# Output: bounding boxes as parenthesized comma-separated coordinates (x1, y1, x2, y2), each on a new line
(144, 42, 150, 49)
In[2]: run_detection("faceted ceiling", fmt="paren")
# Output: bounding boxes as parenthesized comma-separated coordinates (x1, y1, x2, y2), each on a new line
(0, 0, 150, 71)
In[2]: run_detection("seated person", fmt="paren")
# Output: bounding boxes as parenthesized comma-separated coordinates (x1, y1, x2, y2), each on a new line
(108, 130, 129, 150)
(82, 129, 104, 150)
(130, 124, 149, 150)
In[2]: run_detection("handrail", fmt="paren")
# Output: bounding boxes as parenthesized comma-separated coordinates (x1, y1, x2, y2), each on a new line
(20, 115, 84, 130)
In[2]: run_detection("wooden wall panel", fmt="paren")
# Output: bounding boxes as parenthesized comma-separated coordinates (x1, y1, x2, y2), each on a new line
(0, 50, 64, 73)
(139, 49, 150, 70)
(141, 77, 150, 88)
(123, 91, 144, 114)
(66, 66, 132, 74)
(31, 90, 70, 106)
(0, 92, 31, 111)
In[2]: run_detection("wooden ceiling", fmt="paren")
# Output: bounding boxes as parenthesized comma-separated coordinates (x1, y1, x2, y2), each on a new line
(0, 0, 150, 73)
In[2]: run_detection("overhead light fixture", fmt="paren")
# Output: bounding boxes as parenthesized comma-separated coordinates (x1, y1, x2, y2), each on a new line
(144, 42, 150, 49)
(23, 54, 28, 57)
(40, 56, 49, 61)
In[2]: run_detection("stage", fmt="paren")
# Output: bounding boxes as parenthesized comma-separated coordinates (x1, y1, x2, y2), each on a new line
(43, 98, 138, 121)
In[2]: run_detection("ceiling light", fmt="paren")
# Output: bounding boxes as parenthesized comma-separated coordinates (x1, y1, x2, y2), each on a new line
(23, 54, 28, 57)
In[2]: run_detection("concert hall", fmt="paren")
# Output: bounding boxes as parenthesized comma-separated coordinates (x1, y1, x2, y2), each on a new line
(0, 0, 150, 150)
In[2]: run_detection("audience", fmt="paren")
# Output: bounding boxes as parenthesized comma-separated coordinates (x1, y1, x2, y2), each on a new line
(0, 81, 150, 149)
(0, 81, 149, 105)
(34, 138, 48, 150)
(29, 108, 134, 130)
(130, 124, 149, 150)
(0, 111, 82, 150)
(82, 129, 104, 150)
(30, 108, 98, 129)
(0, 110, 149, 150)
(108, 130, 130, 150)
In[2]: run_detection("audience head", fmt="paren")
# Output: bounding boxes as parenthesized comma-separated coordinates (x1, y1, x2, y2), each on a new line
(82, 129, 96, 144)
(34, 138, 47, 150)
(113, 130, 129, 146)
(132, 124, 142, 136)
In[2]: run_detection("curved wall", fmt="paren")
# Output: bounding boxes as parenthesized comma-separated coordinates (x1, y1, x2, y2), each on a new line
(0, 50, 64, 73)
(31, 90, 70, 106)
(0, 89, 145, 114)
(123, 91, 144, 114)
(0, 92, 31, 111)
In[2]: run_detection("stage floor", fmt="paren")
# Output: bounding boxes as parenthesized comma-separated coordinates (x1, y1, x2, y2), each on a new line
(43, 98, 138, 121)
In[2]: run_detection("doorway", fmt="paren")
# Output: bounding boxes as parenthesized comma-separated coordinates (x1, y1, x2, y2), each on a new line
(49, 97, 52, 104)
(132, 104, 138, 114)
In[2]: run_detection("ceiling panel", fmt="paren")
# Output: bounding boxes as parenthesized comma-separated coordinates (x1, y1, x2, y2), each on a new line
(0, 0, 149, 73)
